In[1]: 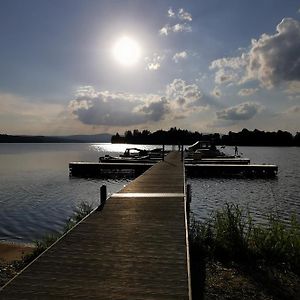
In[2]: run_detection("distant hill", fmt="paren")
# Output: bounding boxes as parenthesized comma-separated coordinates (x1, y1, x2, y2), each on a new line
(62, 134, 112, 143)
(0, 133, 112, 143)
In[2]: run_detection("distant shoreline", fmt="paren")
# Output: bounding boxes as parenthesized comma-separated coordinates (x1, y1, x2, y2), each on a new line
(1, 127, 300, 146)
(0, 133, 112, 144)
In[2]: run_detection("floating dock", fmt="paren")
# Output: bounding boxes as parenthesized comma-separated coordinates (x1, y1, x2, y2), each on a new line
(70, 160, 277, 178)
(1, 152, 191, 299)
(185, 163, 278, 177)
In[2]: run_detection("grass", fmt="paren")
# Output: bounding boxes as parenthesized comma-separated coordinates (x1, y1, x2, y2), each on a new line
(189, 203, 300, 299)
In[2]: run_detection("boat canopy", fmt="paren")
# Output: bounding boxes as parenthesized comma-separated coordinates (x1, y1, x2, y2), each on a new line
(188, 141, 212, 151)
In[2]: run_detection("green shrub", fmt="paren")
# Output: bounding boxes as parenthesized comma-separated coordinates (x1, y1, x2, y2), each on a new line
(64, 202, 93, 232)
(252, 214, 300, 271)
(190, 204, 300, 273)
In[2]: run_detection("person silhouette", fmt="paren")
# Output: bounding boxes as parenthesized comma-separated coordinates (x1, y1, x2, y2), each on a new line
(234, 145, 238, 156)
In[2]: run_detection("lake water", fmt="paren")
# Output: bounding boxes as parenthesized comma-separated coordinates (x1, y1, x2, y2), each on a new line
(0, 143, 299, 243)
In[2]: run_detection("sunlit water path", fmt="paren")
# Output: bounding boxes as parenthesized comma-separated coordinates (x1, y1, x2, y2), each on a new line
(0, 143, 299, 243)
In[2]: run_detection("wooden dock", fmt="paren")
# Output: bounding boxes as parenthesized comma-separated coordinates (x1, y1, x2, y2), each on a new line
(1, 152, 191, 299)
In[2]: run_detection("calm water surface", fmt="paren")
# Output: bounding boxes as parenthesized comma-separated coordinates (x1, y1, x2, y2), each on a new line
(0, 143, 299, 243)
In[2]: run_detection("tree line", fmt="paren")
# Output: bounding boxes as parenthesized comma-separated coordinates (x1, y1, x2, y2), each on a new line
(111, 128, 300, 146)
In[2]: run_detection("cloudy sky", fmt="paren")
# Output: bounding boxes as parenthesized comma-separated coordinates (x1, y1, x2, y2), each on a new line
(1, 0, 300, 135)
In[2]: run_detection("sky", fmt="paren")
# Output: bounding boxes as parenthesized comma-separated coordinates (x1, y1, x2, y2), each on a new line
(0, 0, 300, 135)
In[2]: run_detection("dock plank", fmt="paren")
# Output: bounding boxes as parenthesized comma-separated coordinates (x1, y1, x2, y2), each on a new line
(1, 152, 190, 299)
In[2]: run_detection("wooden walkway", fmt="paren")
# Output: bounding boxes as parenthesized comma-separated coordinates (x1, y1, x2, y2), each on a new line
(1, 152, 191, 299)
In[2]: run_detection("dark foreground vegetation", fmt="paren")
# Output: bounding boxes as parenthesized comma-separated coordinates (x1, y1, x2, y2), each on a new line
(189, 204, 300, 299)
(112, 127, 300, 146)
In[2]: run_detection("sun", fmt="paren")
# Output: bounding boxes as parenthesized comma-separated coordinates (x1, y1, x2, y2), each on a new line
(112, 36, 141, 66)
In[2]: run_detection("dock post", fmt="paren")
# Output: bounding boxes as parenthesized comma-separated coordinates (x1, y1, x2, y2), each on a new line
(162, 144, 165, 161)
(186, 184, 191, 225)
(181, 145, 184, 161)
(100, 185, 107, 206)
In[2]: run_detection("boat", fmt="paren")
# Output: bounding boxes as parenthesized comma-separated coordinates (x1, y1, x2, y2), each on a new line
(186, 141, 228, 158)
(99, 147, 167, 163)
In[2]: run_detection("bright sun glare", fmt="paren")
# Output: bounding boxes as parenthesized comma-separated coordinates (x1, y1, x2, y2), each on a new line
(113, 36, 141, 66)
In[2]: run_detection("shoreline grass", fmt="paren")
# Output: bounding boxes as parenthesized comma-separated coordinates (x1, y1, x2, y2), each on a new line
(189, 203, 300, 299)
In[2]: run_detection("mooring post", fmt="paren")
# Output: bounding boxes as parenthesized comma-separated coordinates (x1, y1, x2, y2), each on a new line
(162, 144, 165, 161)
(100, 185, 107, 206)
(181, 144, 184, 161)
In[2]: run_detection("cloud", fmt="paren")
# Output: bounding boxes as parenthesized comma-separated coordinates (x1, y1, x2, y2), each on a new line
(178, 8, 192, 21)
(138, 97, 170, 121)
(246, 18, 300, 87)
(159, 23, 192, 36)
(238, 88, 259, 96)
(173, 23, 192, 33)
(160, 7, 192, 36)
(211, 87, 221, 98)
(145, 53, 164, 71)
(69, 81, 209, 126)
(0, 92, 69, 135)
(166, 79, 202, 107)
(173, 51, 188, 63)
(168, 8, 175, 18)
(214, 69, 239, 84)
(159, 25, 170, 36)
(210, 55, 248, 85)
(210, 56, 247, 70)
(69, 86, 169, 126)
(167, 7, 192, 21)
(216, 102, 263, 121)
(210, 18, 300, 88)
(285, 81, 300, 94)
(285, 105, 300, 114)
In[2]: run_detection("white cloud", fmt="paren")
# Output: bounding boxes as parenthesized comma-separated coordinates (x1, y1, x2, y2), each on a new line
(210, 18, 300, 89)
(173, 51, 188, 63)
(160, 7, 192, 36)
(173, 23, 192, 33)
(70, 80, 209, 126)
(214, 69, 239, 85)
(145, 53, 164, 71)
(210, 56, 247, 70)
(238, 88, 259, 96)
(159, 25, 171, 36)
(166, 79, 208, 118)
(167, 7, 192, 21)
(168, 8, 175, 18)
(216, 102, 264, 121)
(159, 23, 192, 35)
(210, 55, 248, 85)
(178, 8, 192, 21)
